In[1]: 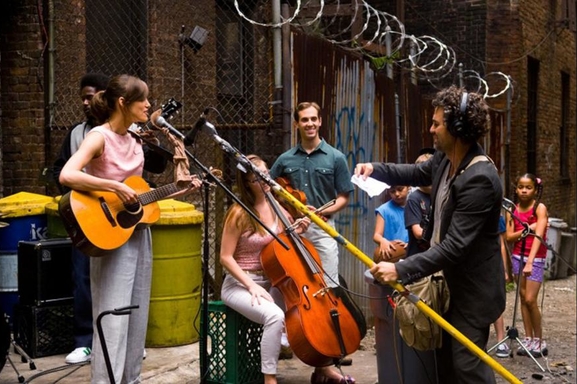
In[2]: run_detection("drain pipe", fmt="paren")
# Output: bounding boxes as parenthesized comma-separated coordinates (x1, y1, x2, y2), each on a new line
(505, 87, 511, 198)
(272, 0, 282, 89)
(45, 0, 56, 193)
(394, 94, 402, 163)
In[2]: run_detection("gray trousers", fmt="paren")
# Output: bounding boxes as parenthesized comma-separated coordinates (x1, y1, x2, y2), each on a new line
(302, 219, 339, 288)
(221, 273, 285, 375)
(90, 229, 152, 384)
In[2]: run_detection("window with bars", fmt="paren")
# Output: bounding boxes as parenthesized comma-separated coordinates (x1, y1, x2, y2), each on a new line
(86, 0, 148, 79)
(527, 57, 539, 175)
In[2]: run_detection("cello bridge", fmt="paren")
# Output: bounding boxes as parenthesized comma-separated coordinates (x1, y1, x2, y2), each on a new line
(312, 287, 329, 297)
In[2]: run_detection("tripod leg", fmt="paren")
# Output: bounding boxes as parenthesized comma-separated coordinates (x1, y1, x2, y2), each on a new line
(6, 355, 25, 383)
(487, 336, 510, 354)
(514, 337, 545, 372)
(11, 340, 36, 370)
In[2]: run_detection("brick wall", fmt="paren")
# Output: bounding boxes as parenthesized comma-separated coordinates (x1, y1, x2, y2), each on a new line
(399, 0, 576, 225)
(486, 0, 576, 224)
(0, 0, 47, 197)
(0, 0, 575, 225)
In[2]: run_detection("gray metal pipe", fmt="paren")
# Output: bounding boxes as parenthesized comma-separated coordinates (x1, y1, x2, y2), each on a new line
(45, 0, 56, 192)
(395, 93, 402, 163)
(272, 0, 282, 89)
(281, 3, 292, 150)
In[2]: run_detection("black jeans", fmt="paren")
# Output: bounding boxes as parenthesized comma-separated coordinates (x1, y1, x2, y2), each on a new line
(72, 246, 93, 349)
(437, 308, 496, 384)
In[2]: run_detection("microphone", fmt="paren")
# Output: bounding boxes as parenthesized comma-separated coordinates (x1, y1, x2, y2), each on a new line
(502, 197, 515, 210)
(154, 116, 184, 140)
(184, 108, 210, 146)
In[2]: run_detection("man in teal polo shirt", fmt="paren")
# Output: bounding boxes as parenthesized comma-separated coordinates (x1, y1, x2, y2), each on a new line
(269, 101, 357, 382)
(270, 101, 354, 288)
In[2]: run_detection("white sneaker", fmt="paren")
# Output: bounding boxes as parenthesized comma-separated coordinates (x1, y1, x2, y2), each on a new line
(530, 338, 548, 357)
(495, 343, 511, 358)
(281, 332, 290, 348)
(143, 349, 147, 360)
(65, 347, 91, 364)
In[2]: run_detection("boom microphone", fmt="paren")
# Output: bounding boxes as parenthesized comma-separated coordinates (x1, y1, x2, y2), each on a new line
(184, 108, 211, 146)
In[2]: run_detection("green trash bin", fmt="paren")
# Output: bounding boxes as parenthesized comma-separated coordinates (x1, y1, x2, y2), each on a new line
(146, 199, 203, 347)
(45, 197, 69, 239)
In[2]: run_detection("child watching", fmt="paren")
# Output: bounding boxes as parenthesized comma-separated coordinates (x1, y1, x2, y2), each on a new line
(373, 185, 409, 262)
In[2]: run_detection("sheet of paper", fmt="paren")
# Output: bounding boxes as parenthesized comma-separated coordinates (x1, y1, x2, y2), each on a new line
(350, 175, 390, 197)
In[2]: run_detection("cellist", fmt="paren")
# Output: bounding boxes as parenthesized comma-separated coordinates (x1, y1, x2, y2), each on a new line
(219, 155, 310, 384)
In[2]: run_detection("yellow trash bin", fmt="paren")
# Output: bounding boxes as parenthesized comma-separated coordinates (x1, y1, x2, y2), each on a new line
(146, 199, 203, 347)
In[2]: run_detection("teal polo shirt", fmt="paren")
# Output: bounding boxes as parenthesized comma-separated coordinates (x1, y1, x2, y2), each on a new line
(269, 139, 354, 209)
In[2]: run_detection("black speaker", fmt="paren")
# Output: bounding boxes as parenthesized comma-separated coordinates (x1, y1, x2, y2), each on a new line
(17, 238, 73, 306)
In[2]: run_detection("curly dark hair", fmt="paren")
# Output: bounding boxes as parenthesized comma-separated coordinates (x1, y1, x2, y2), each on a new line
(431, 85, 490, 143)
(512, 173, 544, 219)
(79, 73, 109, 92)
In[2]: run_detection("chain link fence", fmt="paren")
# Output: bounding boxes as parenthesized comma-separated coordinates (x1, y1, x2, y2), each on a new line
(49, 0, 277, 298)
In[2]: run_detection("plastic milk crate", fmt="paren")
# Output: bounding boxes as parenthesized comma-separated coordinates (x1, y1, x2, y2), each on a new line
(13, 299, 74, 358)
(201, 301, 264, 384)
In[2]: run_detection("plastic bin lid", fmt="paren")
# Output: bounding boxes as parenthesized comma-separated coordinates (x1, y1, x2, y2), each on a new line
(0, 192, 55, 218)
(548, 218, 568, 229)
(155, 199, 204, 225)
(45, 199, 60, 216)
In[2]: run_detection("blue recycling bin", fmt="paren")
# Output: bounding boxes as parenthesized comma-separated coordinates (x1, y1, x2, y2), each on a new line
(0, 192, 52, 324)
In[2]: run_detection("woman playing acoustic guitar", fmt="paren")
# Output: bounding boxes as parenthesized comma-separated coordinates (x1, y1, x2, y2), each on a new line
(59, 74, 201, 384)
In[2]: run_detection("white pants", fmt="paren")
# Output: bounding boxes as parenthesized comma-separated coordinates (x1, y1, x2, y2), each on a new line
(221, 273, 285, 375)
(303, 219, 339, 288)
(90, 229, 152, 384)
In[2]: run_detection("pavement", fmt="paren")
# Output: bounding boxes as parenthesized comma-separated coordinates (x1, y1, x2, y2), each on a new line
(0, 340, 378, 383)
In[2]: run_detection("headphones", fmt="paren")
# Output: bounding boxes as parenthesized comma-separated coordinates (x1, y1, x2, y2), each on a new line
(449, 91, 469, 138)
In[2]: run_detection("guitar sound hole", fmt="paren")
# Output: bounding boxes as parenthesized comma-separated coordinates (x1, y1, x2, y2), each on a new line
(124, 202, 142, 214)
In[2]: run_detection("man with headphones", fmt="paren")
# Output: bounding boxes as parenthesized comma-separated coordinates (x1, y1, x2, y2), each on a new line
(355, 85, 505, 383)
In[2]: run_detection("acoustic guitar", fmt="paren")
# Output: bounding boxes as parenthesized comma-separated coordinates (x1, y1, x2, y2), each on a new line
(58, 175, 182, 257)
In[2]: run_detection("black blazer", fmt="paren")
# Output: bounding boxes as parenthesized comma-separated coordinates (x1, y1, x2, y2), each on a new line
(370, 143, 506, 328)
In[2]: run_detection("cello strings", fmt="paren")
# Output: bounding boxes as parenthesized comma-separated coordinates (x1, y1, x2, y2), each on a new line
(289, 199, 336, 231)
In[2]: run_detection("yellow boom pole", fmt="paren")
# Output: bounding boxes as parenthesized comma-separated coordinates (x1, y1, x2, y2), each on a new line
(270, 182, 521, 384)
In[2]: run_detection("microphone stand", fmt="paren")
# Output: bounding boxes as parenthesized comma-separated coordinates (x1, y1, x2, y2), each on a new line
(487, 202, 545, 371)
(161, 124, 289, 384)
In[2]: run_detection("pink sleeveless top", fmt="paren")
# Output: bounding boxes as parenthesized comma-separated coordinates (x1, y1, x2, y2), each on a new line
(85, 126, 144, 181)
(512, 206, 547, 259)
(234, 221, 280, 271)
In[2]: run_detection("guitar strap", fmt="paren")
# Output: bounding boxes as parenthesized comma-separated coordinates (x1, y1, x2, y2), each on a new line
(163, 129, 193, 187)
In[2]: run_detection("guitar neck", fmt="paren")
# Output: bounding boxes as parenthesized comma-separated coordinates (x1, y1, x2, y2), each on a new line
(139, 183, 180, 205)
(141, 120, 155, 132)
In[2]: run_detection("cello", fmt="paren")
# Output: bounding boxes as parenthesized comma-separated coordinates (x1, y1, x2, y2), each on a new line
(260, 191, 362, 367)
